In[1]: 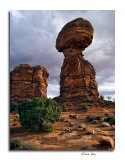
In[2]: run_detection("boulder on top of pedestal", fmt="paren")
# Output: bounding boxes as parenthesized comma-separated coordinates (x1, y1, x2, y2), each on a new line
(56, 18, 94, 52)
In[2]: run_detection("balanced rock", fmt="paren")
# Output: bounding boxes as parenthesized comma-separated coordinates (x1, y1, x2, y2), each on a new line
(56, 18, 99, 104)
(56, 18, 94, 52)
(10, 64, 49, 105)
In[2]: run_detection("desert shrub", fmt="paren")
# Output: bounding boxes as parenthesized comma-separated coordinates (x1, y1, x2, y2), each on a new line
(42, 124, 54, 132)
(109, 117, 115, 125)
(95, 115, 102, 120)
(107, 101, 112, 105)
(18, 97, 61, 132)
(65, 102, 72, 107)
(10, 138, 23, 150)
(105, 114, 115, 125)
(88, 103, 93, 106)
(102, 105, 105, 107)
(104, 113, 109, 117)
(91, 99, 95, 103)
(10, 103, 19, 112)
(82, 93, 88, 98)
(88, 115, 96, 122)
(18, 142, 36, 150)
(81, 103, 89, 111)
(86, 115, 91, 120)
(60, 117, 65, 121)
(100, 95, 104, 100)
(86, 115, 103, 121)
(10, 138, 36, 150)
(95, 103, 99, 107)
(86, 98, 91, 102)
(62, 104, 69, 112)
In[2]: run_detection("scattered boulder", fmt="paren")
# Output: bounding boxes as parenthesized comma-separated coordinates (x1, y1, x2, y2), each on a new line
(91, 120, 97, 124)
(87, 129, 95, 135)
(112, 125, 115, 129)
(69, 114, 73, 118)
(94, 128, 109, 136)
(99, 136, 114, 148)
(69, 114, 78, 119)
(65, 128, 72, 133)
(12, 123, 17, 126)
(69, 122, 73, 127)
(79, 124, 86, 130)
(15, 114, 19, 118)
(65, 119, 70, 122)
(101, 122, 110, 127)
(73, 115, 78, 119)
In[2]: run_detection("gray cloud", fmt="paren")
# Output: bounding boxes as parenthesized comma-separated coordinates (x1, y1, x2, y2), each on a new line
(10, 10, 115, 99)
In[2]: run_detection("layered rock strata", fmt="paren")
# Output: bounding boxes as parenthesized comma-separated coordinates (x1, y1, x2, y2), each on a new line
(10, 64, 49, 105)
(56, 18, 99, 103)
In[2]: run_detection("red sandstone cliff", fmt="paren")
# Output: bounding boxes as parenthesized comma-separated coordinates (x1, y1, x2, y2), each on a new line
(10, 64, 49, 105)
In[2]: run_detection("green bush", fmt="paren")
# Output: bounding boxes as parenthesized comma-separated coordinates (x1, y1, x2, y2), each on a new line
(105, 114, 115, 125)
(86, 98, 91, 102)
(100, 95, 104, 100)
(18, 143, 36, 150)
(86, 115, 91, 120)
(10, 138, 36, 150)
(95, 103, 99, 107)
(82, 93, 88, 98)
(104, 113, 109, 117)
(42, 124, 54, 132)
(92, 99, 95, 103)
(86, 113, 115, 124)
(95, 115, 102, 120)
(10, 103, 19, 112)
(62, 104, 69, 112)
(87, 115, 96, 122)
(18, 97, 61, 132)
(10, 138, 23, 150)
(65, 102, 72, 107)
(107, 101, 112, 105)
(81, 103, 89, 111)
(86, 115, 103, 122)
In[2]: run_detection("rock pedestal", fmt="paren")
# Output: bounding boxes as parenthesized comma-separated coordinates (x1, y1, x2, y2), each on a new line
(56, 18, 99, 104)
(10, 64, 49, 105)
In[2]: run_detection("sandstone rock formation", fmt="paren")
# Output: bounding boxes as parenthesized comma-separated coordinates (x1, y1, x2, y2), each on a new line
(10, 64, 49, 105)
(56, 18, 99, 104)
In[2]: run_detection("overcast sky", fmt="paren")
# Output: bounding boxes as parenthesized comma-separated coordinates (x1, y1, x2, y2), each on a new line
(10, 10, 115, 101)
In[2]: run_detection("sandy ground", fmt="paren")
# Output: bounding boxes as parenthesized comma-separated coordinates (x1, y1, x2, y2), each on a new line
(10, 106, 115, 150)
